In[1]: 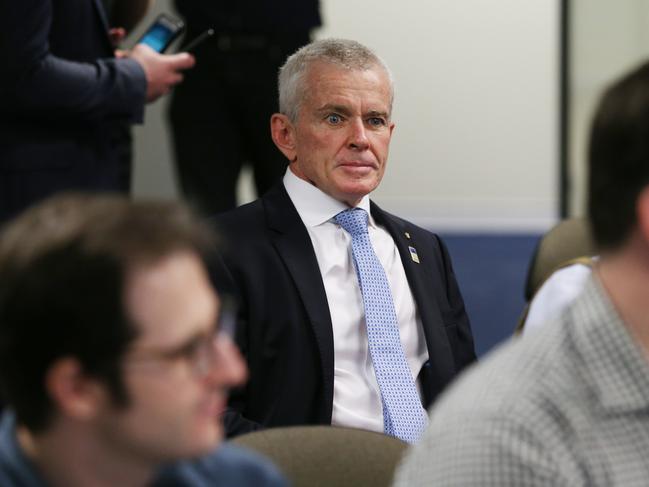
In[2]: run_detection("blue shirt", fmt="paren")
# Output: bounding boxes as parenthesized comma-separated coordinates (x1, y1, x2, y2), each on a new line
(0, 412, 287, 487)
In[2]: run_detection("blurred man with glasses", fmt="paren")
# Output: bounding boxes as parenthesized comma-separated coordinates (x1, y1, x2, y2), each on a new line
(0, 194, 286, 487)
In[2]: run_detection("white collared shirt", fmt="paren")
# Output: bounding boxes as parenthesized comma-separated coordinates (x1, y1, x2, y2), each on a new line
(283, 167, 429, 433)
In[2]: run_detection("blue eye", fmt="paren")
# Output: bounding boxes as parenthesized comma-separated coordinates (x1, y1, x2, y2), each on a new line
(327, 114, 342, 124)
(367, 117, 386, 127)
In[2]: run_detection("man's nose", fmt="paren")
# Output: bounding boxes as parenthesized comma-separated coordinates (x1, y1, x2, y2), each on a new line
(347, 119, 370, 151)
(205, 335, 247, 388)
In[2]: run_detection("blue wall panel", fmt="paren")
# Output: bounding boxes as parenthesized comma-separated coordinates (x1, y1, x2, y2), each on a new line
(441, 234, 541, 357)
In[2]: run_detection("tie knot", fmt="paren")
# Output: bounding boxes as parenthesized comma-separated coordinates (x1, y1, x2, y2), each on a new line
(335, 208, 369, 236)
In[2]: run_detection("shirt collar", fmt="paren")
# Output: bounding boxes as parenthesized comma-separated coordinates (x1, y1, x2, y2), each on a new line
(283, 166, 374, 228)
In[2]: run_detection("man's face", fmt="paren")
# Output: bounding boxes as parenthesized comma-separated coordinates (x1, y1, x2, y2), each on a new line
(96, 251, 246, 461)
(273, 61, 395, 206)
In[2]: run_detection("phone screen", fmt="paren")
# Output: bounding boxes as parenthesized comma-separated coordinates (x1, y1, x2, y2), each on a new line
(140, 24, 175, 52)
(138, 15, 184, 52)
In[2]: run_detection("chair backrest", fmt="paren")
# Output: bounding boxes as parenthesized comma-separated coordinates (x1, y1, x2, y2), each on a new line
(230, 426, 409, 487)
(524, 217, 596, 300)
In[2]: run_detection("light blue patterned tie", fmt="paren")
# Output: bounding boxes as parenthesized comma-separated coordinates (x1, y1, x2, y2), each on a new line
(335, 208, 427, 443)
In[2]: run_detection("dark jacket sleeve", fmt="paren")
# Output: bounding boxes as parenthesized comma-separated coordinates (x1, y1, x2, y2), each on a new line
(1, 0, 146, 125)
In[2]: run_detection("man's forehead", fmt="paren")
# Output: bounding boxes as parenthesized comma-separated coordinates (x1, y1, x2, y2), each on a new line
(303, 63, 393, 108)
(124, 252, 218, 348)
(305, 60, 390, 84)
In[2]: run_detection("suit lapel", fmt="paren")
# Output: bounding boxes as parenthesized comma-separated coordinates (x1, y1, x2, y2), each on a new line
(263, 185, 335, 413)
(370, 202, 457, 380)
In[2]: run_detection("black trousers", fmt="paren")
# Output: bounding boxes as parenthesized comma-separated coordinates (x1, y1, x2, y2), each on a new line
(168, 32, 310, 215)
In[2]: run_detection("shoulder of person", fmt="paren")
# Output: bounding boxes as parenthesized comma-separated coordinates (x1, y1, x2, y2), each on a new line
(370, 201, 440, 241)
(154, 444, 287, 487)
(212, 198, 265, 227)
(433, 316, 582, 429)
(396, 317, 592, 486)
(0, 412, 48, 487)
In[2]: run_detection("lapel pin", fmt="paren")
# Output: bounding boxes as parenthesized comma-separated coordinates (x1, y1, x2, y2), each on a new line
(404, 232, 411, 239)
(408, 246, 420, 264)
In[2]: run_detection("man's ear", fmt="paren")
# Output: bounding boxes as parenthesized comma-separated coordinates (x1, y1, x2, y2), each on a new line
(45, 358, 107, 421)
(270, 113, 297, 162)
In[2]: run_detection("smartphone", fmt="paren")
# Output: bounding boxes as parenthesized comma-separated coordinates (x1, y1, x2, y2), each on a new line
(137, 13, 185, 53)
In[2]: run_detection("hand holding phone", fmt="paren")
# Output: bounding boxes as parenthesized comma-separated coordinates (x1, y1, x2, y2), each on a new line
(130, 43, 195, 102)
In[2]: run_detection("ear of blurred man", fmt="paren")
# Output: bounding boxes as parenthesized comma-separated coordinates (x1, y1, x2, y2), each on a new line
(45, 358, 106, 422)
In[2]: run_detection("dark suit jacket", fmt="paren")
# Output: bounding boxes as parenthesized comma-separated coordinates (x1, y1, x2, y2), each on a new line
(212, 183, 476, 437)
(0, 0, 146, 222)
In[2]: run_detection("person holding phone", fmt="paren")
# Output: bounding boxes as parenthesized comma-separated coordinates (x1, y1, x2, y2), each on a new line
(0, 0, 195, 224)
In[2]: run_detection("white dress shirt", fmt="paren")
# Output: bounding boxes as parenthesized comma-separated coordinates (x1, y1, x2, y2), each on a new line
(283, 167, 429, 433)
(524, 261, 593, 335)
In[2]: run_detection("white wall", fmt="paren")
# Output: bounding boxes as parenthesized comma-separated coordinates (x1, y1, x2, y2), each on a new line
(127, 1, 182, 200)
(317, 1, 559, 232)
(130, 0, 560, 232)
(569, 0, 649, 215)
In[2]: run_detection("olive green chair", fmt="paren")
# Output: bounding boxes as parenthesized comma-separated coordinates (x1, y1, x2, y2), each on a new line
(524, 217, 596, 301)
(230, 425, 409, 487)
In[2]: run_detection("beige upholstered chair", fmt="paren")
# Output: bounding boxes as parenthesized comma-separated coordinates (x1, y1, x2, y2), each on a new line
(230, 426, 409, 487)
(524, 218, 596, 301)
(516, 218, 596, 333)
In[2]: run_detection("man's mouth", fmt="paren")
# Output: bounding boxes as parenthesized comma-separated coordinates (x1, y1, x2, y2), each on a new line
(339, 160, 377, 169)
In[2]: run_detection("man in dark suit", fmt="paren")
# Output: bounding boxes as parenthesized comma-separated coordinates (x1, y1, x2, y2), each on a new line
(214, 39, 476, 441)
(0, 0, 195, 223)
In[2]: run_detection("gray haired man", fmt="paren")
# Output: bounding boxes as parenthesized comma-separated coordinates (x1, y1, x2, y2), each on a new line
(213, 38, 476, 440)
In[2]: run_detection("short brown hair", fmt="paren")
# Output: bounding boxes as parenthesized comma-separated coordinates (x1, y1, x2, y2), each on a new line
(588, 60, 649, 250)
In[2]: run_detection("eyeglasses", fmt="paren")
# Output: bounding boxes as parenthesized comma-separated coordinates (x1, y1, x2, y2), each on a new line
(125, 295, 238, 378)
